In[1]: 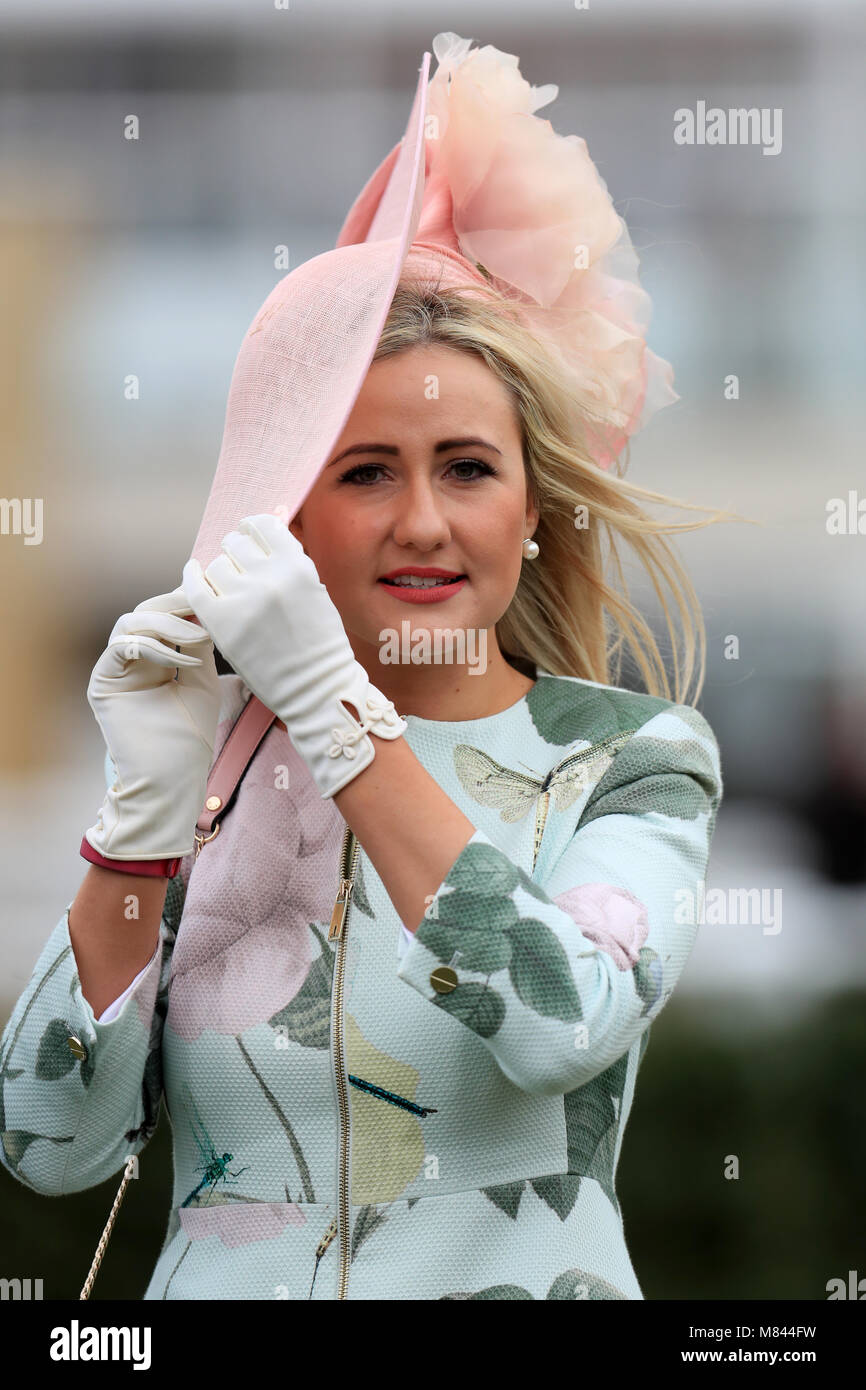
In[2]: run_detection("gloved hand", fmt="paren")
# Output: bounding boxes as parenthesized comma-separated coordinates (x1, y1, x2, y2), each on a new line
(182, 513, 407, 800)
(83, 588, 222, 861)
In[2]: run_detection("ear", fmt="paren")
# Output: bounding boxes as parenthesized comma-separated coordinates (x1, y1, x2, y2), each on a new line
(523, 464, 540, 537)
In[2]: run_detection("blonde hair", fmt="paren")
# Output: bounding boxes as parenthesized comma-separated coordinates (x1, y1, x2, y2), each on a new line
(374, 275, 746, 707)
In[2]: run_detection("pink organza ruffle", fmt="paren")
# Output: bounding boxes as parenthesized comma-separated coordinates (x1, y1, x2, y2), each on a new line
(405, 32, 678, 470)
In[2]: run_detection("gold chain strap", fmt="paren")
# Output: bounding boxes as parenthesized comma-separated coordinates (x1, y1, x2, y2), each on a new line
(79, 1155, 137, 1299)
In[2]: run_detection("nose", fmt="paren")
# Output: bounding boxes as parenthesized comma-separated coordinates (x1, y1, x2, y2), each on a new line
(389, 477, 453, 552)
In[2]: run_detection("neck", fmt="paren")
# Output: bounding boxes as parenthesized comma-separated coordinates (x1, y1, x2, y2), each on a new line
(346, 625, 535, 722)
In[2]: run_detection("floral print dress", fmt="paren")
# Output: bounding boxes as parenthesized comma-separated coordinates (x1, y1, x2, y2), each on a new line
(0, 671, 722, 1299)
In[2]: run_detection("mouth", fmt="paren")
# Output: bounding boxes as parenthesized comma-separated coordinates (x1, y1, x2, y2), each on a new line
(377, 567, 468, 604)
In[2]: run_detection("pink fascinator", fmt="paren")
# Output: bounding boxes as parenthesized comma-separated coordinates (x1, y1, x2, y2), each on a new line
(190, 32, 677, 570)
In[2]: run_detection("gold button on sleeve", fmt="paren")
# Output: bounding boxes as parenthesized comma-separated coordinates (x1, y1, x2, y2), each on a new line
(430, 966, 458, 995)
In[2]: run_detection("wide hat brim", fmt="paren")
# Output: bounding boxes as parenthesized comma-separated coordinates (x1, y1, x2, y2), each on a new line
(190, 50, 431, 570)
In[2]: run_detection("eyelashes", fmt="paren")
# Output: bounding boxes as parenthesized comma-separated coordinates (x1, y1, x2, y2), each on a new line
(336, 459, 499, 487)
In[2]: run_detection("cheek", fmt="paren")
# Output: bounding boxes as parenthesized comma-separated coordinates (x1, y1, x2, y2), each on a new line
(465, 502, 525, 562)
(305, 514, 380, 618)
(303, 502, 365, 573)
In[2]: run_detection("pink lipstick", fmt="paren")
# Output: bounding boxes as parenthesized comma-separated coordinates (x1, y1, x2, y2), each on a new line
(377, 566, 468, 605)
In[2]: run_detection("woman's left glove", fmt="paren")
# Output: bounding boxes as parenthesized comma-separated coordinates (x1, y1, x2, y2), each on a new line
(182, 513, 407, 799)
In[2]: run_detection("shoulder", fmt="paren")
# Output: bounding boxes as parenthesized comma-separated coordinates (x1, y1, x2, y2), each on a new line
(528, 672, 722, 803)
(527, 671, 714, 746)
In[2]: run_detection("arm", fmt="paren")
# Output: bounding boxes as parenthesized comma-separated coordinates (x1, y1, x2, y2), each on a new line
(0, 751, 189, 1196)
(333, 735, 476, 932)
(347, 703, 721, 1097)
(0, 591, 223, 1193)
(67, 866, 167, 1021)
(0, 896, 180, 1196)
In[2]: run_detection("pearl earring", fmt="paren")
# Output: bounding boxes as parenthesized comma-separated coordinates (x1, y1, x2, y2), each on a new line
(522, 537, 539, 560)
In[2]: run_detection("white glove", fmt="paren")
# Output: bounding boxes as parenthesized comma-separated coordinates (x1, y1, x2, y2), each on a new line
(83, 587, 222, 861)
(182, 513, 407, 800)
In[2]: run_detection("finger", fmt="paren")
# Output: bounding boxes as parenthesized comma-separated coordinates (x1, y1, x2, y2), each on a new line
(220, 528, 272, 574)
(133, 586, 195, 616)
(116, 609, 214, 647)
(200, 551, 246, 596)
(239, 513, 289, 555)
(242, 512, 319, 585)
(183, 556, 222, 603)
(104, 633, 204, 670)
(174, 640, 219, 690)
(133, 588, 204, 628)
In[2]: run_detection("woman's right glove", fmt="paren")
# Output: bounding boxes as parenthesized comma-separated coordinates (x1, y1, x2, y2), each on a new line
(83, 587, 222, 862)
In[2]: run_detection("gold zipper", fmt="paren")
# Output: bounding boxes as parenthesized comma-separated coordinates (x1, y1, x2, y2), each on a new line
(323, 821, 359, 1299)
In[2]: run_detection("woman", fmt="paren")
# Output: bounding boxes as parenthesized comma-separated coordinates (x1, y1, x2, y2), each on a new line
(0, 34, 727, 1300)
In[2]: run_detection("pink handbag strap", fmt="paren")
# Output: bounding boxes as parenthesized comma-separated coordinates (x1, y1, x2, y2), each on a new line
(195, 693, 277, 843)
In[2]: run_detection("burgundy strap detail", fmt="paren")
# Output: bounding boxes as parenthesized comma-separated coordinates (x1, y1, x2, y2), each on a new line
(195, 694, 277, 838)
(80, 835, 182, 878)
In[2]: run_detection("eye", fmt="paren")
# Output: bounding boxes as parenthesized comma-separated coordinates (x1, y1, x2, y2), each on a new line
(336, 459, 498, 486)
(448, 458, 498, 481)
(336, 463, 384, 486)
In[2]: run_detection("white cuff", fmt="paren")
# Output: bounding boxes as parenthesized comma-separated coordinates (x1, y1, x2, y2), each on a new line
(396, 922, 417, 963)
(96, 944, 160, 1022)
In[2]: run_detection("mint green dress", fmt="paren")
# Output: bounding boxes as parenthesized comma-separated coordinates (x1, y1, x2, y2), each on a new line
(0, 671, 722, 1299)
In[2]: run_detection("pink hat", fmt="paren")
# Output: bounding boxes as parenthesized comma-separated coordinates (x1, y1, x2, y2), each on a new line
(190, 32, 678, 570)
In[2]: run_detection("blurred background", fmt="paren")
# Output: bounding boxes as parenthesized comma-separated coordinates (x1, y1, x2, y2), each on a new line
(1, 0, 864, 1300)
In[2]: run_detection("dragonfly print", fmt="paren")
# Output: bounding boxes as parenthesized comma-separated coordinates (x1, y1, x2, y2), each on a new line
(453, 732, 637, 871)
(180, 1086, 250, 1208)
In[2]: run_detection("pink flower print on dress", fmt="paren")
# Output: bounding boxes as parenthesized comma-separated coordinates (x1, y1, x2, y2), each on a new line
(166, 724, 346, 1041)
(552, 883, 649, 970)
(179, 1201, 307, 1249)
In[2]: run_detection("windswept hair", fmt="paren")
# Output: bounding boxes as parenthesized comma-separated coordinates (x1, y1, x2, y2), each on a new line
(374, 276, 744, 706)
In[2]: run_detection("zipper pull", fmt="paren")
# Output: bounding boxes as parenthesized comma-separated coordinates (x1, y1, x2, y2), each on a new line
(328, 878, 354, 941)
(316, 1216, 339, 1258)
(309, 1217, 340, 1299)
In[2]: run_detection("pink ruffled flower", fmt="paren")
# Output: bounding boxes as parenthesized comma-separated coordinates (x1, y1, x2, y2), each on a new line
(412, 31, 679, 470)
(552, 882, 649, 970)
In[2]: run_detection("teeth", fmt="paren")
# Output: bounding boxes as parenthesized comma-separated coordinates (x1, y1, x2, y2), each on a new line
(385, 575, 459, 588)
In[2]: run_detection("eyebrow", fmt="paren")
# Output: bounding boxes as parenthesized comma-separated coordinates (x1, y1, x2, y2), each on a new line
(328, 436, 503, 467)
